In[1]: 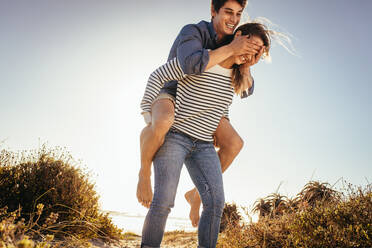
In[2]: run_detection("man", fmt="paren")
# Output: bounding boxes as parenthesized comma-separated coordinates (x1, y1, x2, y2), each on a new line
(137, 0, 264, 228)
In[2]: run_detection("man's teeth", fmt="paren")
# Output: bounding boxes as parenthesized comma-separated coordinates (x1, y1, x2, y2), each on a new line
(227, 24, 234, 29)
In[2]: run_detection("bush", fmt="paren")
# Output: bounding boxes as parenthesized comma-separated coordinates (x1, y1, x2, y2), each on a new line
(220, 203, 242, 233)
(0, 145, 123, 246)
(217, 182, 372, 248)
(288, 184, 372, 248)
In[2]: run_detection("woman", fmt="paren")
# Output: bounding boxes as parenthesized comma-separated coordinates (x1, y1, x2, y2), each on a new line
(140, 22, 271, 248)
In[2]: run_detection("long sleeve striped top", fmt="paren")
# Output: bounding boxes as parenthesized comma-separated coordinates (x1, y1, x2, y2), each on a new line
(140, 58, 234, 142)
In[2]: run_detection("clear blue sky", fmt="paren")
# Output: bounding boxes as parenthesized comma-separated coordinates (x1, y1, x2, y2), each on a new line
(1, 0, 371, 222)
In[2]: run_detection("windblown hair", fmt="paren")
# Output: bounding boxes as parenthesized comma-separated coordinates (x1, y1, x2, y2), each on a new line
(212, 0, 247, 13)
(231, 23, 271, 95)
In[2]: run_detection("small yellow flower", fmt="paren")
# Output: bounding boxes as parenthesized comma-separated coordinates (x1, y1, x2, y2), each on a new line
(45, 235, 54, 242)
(36, 204, 44, 215)
(17, 237, 35, 248)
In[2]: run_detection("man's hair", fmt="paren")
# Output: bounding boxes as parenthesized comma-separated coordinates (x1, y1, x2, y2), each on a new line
(212, 0, 247, 13)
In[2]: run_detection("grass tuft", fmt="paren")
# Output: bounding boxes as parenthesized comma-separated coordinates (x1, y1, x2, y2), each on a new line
(218, 181, 372, 248)
(0, 145, 123, 247)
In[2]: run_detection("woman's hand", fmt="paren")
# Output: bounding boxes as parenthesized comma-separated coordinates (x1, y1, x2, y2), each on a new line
(240, 46, 265, 67)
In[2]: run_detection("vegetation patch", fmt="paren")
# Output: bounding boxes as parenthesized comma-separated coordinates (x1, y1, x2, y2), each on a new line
(218, 181, 372, 248)
(0, 145, 123, 247)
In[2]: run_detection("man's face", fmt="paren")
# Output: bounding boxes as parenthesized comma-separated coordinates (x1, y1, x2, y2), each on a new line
(212, 0, 244, 40)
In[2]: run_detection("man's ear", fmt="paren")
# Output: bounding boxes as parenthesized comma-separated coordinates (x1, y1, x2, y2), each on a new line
(211, 3, 216, 18)
(234, 30, 242, 38)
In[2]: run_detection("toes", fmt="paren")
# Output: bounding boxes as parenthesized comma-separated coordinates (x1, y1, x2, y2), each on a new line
(192, 219, 199, 227)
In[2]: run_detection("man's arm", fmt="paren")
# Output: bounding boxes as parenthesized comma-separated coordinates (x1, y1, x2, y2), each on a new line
(176, 25, 262, 74)
(207, 33, 263, 71)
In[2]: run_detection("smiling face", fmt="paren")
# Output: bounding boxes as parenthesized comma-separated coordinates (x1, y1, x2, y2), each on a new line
(212, 0, 244, 40)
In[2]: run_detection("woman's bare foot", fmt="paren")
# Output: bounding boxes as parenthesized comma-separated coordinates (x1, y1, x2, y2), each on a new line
(136, 173, 153, 208)
(185, 189, 201, 227)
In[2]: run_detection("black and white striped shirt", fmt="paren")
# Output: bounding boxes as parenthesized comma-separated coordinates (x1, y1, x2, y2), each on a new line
(141, 58, 234, 142)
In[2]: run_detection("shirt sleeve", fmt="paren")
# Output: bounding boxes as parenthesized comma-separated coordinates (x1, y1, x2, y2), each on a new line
(222, 106, 230, 121)
(140, 58, 186, 113)
(241, 78, 255, 99)
(176, 24, 210, 75)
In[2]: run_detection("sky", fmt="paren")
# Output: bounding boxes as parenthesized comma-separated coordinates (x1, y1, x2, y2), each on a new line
(0, 0, 371, 224)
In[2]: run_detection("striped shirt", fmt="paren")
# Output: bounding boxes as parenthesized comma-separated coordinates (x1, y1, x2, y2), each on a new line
(141, 58, 234, 142)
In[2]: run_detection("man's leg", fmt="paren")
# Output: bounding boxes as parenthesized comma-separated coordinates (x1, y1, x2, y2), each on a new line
(137, 99, 175, 208)
(141, 131, 189, 247)
(185, 117, 243, 226)
(185, 141, 224, 248)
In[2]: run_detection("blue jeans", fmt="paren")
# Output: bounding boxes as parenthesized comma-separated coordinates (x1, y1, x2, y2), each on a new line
(141, 129, 225, 248)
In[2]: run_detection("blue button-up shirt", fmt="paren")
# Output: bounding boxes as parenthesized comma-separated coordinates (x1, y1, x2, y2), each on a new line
(160, 20, 254, 98)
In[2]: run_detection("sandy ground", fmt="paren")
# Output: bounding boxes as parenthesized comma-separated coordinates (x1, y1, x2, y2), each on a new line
(91, 231, 198, 248)
(119, 232, 197, 248)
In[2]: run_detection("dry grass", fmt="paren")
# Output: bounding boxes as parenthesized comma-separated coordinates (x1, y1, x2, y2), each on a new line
(217, 182, 372, 248)
(121, 232, 139, 241)
(162, 230, 197, 246)
(2, 145, 370, 248)
(0, 145, 123, 248)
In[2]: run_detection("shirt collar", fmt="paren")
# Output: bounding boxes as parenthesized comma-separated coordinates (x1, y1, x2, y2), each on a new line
(207, 20, 218, 43)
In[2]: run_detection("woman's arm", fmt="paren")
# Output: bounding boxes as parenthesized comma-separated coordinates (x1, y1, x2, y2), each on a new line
(140, 58, 185, 113)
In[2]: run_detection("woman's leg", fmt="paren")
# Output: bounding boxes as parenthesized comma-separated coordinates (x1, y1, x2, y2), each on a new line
(185, 142, 225, 248)
(141, 132, 189, 248)
(185, 118, 243, 226)
(137, 98, 175, 208)
(214, 118, 244, 172)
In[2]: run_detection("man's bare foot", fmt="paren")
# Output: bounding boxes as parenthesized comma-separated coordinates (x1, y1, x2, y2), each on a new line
(185, 189, 201, 227)
(136, 174, 153, 208)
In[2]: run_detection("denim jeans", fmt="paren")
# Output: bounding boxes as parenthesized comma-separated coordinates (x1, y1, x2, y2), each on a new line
(141, 129, 225, 248)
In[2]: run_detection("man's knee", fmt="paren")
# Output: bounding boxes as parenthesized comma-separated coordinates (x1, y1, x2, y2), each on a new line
(215, 194, 225, 215)
(151, 191, 176, 212)
(149, 203, 172, 216)
(204, 194, 225, 217)
(200, 187, 225, 213)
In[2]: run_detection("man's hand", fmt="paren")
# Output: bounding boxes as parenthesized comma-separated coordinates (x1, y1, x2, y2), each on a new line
(241, 46, 265, 68)
(228, 31, 263, 56)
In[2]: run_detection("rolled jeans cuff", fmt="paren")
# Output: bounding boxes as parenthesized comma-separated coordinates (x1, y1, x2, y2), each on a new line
(141, 112, 152, 125)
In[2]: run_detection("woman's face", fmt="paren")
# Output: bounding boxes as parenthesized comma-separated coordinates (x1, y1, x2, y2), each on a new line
(233, 35, 265, 65)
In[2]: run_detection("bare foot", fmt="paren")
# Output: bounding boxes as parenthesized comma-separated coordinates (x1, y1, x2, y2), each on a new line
(136, 175, 153, 208)
(185, 189, 196, 205)
(185, 189, 201, 227)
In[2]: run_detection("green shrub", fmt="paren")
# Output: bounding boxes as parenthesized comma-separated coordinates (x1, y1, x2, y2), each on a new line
(0, 146, 123, 245)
